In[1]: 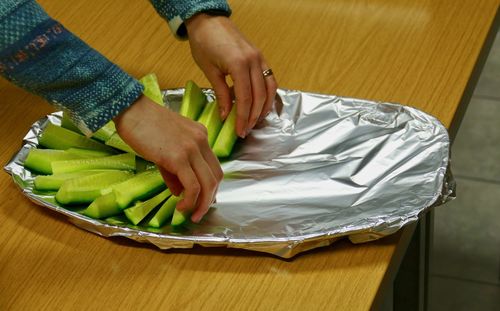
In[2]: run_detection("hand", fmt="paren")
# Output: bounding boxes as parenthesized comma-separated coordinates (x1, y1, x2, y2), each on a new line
(185, 13, 278, 138)
(114, 96, 223, 223)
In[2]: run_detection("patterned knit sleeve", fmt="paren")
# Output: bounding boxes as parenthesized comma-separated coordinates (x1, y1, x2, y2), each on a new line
(0, 0, 144, 136)
(149, 0, 231, 39)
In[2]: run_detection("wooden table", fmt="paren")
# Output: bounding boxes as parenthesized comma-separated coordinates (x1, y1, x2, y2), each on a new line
(1, 0, 498, 310)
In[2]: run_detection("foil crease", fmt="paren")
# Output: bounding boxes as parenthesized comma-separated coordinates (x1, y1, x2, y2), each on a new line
(4, 89, 455, 258)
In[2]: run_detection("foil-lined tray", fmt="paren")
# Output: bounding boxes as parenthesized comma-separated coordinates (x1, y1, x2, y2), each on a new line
(4, 88, 455, 258)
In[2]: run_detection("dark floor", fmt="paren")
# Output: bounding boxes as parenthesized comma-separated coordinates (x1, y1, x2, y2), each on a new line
(428, 31, 500, 310)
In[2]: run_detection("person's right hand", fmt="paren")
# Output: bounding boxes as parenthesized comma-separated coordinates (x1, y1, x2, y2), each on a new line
(113, 95, 223, 223)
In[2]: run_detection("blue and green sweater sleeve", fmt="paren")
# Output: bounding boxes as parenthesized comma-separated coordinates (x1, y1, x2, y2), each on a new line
(0, 0, 230, 136)
(0, 0, 144, 136)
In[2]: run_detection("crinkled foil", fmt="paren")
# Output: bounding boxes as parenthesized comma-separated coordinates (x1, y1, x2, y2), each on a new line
(4, 89, 455, 258)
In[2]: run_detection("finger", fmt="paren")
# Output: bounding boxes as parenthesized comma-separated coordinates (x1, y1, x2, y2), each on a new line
(191, 121, 223, 183)
(260, 62, 278, 122)
(189, 153, 218, 223)
(201, 146, 224, 183)
(230, 65, 252, 138)
(205, 69, 232, 120)
(248, 61, 267, 129)
(175, 164, 201, 213)
(159, 167, 183, 196)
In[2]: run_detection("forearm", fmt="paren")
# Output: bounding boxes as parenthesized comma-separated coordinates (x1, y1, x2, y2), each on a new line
(0, 0, 143, 136)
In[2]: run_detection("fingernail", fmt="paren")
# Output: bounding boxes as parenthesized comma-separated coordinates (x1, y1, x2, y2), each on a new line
(238, 129, 246, 138)
(191, 214, 202, 223)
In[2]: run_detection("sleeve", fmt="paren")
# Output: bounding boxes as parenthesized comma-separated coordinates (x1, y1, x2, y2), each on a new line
(0, 0, 144, 136)
(149, 0, 231, 39)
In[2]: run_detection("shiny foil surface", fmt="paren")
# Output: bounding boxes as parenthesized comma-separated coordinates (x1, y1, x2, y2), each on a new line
(4, 89, 455, 258)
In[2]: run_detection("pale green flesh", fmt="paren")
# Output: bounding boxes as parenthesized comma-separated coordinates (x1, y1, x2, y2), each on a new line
(124, 189, 171, 225)
(92, 121, 116, 142)
(34, 170, 115, 191)
(55, 171, 133, 205)
(112, 169, 166, 209)
(39, 123, 115, 153)
(51, 153, 136, 174)
(147, 195, 181, 228)
(24, 149, 86, 174)
(140, 73, 164, 106)
(197, 102, 211, 125)
(60, 112, 82, 134)
(104, 215, 130, 226)
(213, 105, 238, 157)
(105, 133, 137, 155)
(198, 101, 223, 148)
(171, 208, 189, 226)
(83, 192, 121, 219)
(65, 148, 113, 157)
(83, 171, 166, 219)
(180, 80, 206, 120)
(136, 158, 156, 173)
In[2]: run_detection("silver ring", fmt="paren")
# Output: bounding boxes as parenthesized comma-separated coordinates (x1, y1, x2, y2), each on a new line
(262, 68, 273, 78)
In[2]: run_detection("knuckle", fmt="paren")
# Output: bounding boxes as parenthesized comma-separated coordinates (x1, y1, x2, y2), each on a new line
(197, 123, 208, 135)
(193, 130, 208, 145)
(181, 141, 197, 154)
(208, 175, 218, 189)
(190, 183, 201, 196)
(232, 55, 248, 67)
(187, 143, 199, 154)
(246, 48, 260, 60)
(216, 168, 224, 181)
(167, 152, 186, 169)
(237, 94, 252, 105)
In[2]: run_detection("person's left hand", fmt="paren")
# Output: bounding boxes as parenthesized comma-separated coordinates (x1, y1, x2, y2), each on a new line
(185, 13, 278, 138)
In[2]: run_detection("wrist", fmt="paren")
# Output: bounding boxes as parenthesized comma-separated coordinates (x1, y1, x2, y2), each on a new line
(114, 95, 149, 134)
(185, 12, 229, 36)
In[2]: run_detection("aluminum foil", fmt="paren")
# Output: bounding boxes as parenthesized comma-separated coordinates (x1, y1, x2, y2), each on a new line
(4, 88, 455, 258)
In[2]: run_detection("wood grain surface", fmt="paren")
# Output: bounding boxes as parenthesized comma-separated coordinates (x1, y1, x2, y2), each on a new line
(1, 0, 498, 310)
